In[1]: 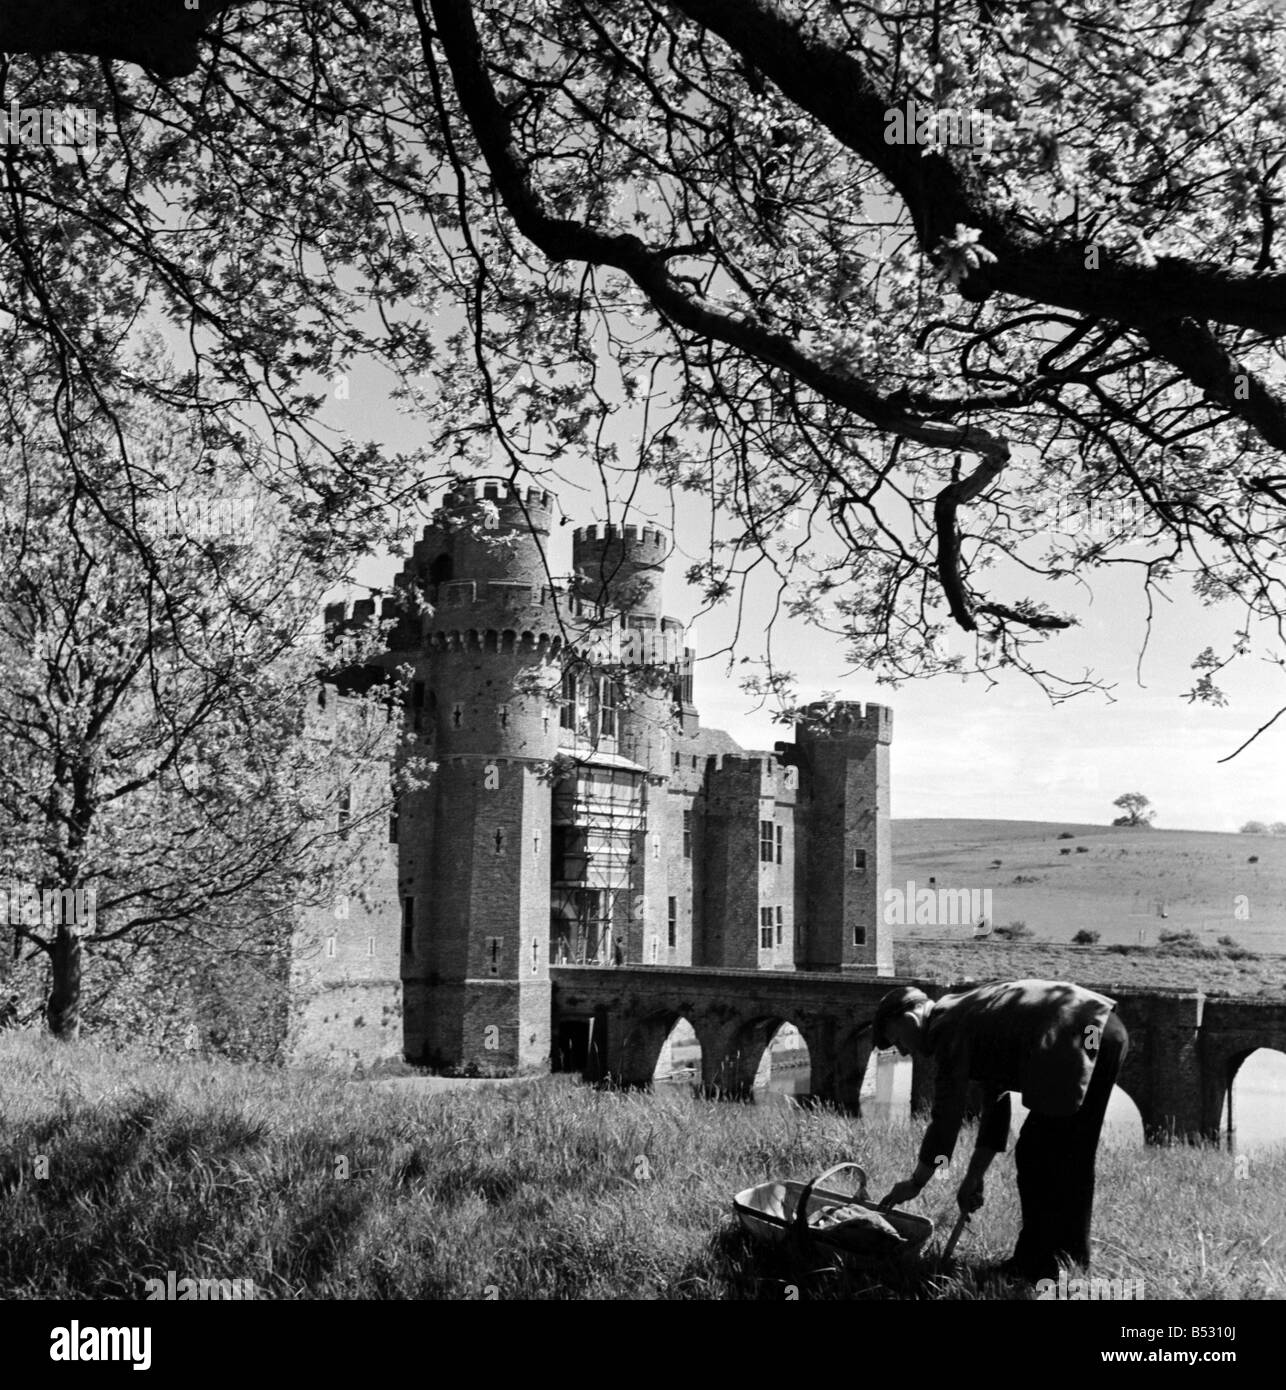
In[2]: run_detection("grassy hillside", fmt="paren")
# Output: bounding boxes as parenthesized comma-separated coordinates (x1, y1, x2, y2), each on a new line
(0, 1032, 1282, 1300)
(892, 819, 1286, 955)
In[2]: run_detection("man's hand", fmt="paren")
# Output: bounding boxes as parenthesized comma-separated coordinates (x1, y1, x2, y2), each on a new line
(957, 1170, 985, 1215)
(878, 1178, 923, 1210)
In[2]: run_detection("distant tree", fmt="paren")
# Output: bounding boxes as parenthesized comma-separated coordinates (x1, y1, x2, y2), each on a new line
(1112, 793, 1155, 827)
(1240, 820, 1268, 834)
(1072, 929, 1100, 945)
(1270, 822, 1286, 836)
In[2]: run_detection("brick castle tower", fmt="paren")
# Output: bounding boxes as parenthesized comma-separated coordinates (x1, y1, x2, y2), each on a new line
(393, 481, 561, 1072)
(794, 701, 893, 973)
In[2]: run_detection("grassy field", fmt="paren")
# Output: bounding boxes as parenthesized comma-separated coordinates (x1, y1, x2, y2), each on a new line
(893, 819, 1286, 950)
(1, 1031, 1282, 1301)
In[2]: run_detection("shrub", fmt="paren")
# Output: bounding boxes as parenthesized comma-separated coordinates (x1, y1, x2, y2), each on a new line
(1012, 873, 1040, 884)
(992, 919, 1031, 940)
(1072, 929, 1100, 945)
(1057, 831, 1075, 840)
(1156, 929, 1203, 954)
(1059, 847, 1072, 855)
(1248, 855, 1259, 864)
(1075, 845, 1089, 854)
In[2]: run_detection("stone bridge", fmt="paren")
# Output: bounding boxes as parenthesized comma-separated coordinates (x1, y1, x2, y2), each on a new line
(549, 965, 1286, 1142)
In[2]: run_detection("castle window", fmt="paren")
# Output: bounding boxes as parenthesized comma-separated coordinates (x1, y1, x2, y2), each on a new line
(759, 907, 774, 951)
(673, 752, 681, 770)
(337, 784, 352, 840)
(650, 936, 658, 964)
(427, 552, 452, 593)
(367, 936, 375, 957)
(402, 898, 414, 955)
(597, 676, 618, 739)
(682, 809, 692, 858)
(494, 827, 506, 856)
(559, 671, 578, 731)
(853, 848, 867, 872)
(776, 824, 784, 865)
(486, 936, 502, 976)
(531, 938, 538, 975)
(452, 702, 463, 728)
(680, 651, 694, 704)
(326, 935, 337, 959)
(497, 703, 509, 727)
(854, 925, 866, 947)
(776, 905, 784, 947)
(667, 897, 677, 949)
(759, 820, 775, 863)
(317, 685, 327, 710)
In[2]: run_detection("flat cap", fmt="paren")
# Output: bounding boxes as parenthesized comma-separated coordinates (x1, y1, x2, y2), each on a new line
(870, 986, 930, 1050)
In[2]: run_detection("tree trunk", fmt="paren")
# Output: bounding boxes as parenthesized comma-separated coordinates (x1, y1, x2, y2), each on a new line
(46, 926, 83, 1040)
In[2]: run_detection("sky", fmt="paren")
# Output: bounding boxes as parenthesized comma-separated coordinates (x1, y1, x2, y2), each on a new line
(319, 341, 1285, 838)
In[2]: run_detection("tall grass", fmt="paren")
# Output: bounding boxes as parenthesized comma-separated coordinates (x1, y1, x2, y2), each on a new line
(1, 1030, 1281, 1299)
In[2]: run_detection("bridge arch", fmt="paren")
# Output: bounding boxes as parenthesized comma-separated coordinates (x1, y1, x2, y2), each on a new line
(1102, 1084, 1146, 1146)
(1226, 1045, 1286, 1150)
(618, 1010, 685, 1087)
(1108, 1067, 1156, 1141)
(711, 1013, 816, 1097)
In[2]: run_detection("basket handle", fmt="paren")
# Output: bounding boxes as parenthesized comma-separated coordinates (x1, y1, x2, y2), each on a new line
(792, 1162, 869, 1241)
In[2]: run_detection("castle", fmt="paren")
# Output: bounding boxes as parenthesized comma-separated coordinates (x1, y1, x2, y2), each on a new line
(291, 481, 893, 1071)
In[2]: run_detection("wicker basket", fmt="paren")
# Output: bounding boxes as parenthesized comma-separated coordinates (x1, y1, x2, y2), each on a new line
(733, 1162, 934, 1266)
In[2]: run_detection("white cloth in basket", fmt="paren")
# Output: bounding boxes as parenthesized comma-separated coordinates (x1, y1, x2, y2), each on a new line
(808, 1202, 907, 1254)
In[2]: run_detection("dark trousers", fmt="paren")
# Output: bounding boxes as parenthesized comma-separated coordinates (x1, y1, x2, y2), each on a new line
(1011, 1012, 1129, 1281)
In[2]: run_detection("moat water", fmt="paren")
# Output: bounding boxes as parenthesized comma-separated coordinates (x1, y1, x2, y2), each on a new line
(660, 1050, 1286, 1154)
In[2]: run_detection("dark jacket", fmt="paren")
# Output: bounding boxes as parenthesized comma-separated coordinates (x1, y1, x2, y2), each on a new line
(917, 979, 1117, 1166)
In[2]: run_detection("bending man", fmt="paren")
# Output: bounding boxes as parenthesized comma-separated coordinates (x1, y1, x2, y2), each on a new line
(871, 979, 1129, 1282)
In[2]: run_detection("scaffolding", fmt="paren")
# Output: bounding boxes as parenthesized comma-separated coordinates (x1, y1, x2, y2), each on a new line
(550, 760, 646, 965)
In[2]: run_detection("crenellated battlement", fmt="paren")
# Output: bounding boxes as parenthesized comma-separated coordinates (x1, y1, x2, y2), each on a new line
(424, 629, 565, 655)
(572, 523, 667, 550)
(323, 593, 402, 635)
(436, 478, 553, 522)
(439, 480, 555, 513)
(795, 699, 893, 745)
